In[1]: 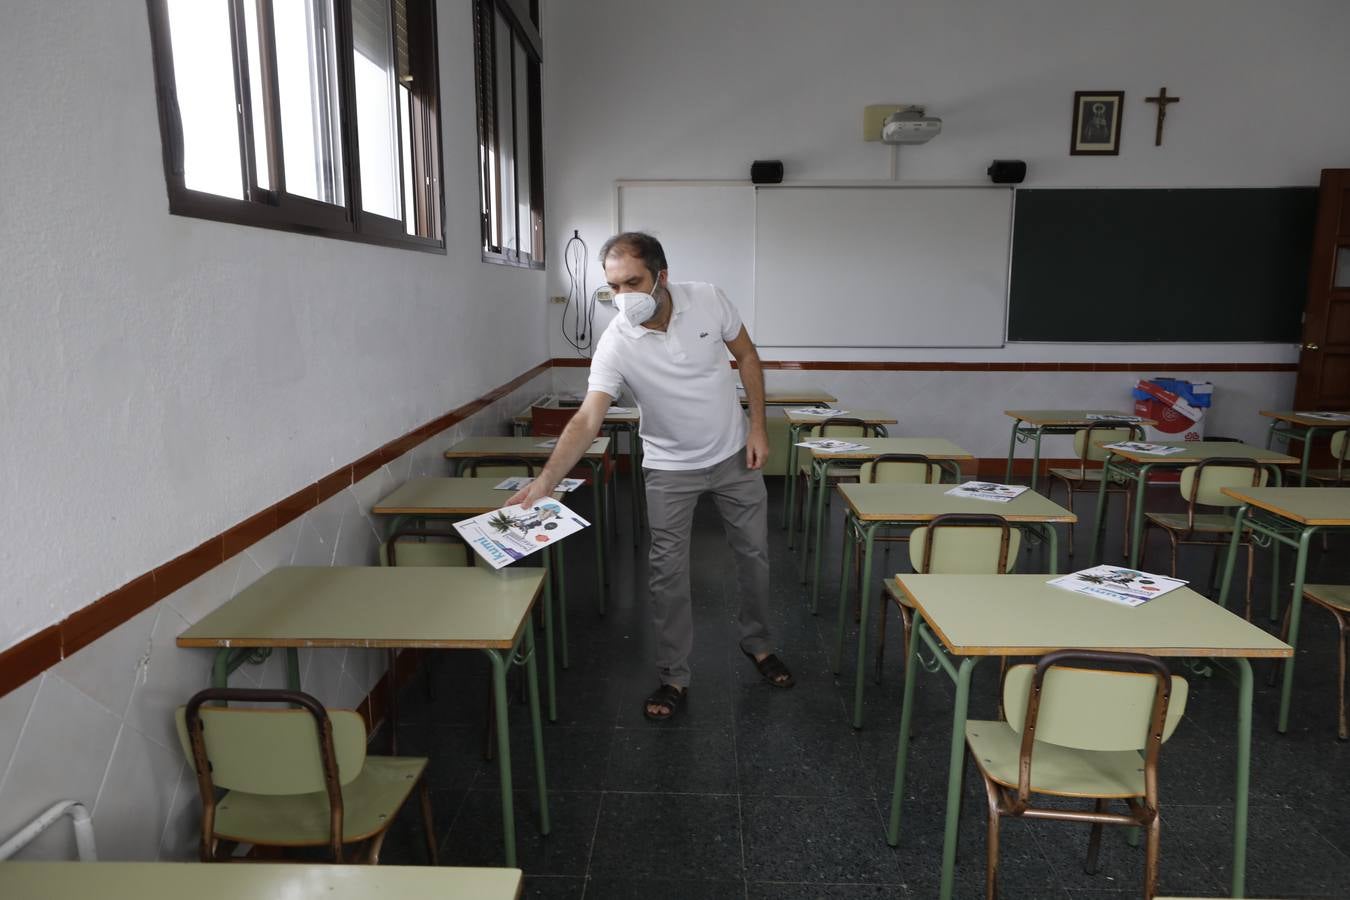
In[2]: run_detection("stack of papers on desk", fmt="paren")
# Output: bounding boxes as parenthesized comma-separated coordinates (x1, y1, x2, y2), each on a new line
(795, 438, 868, 452)
(787, 407, 850, 417)
(494, 476, 584, 492)
(1086, 413, 1142, 422)
(1296, 411, 1350, 421)
(607, 406, 634, 414)
(944, 481, 1028, 503)
(454, 499, 590, 569)
(1048, 565, 1187, 607)
(535, 438, 559, 448)
(1103, 441, 1185, 456)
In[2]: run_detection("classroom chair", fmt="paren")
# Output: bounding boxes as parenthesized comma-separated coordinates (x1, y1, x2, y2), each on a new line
(876, 513, 1019, 683)
(1303, 430, 1349, 485)
(793, 416, 885, 545)
(175, 687, 436, 865)
(1139, 458, 1268, 620)
(845, 454, 940, 620)
(1283, 585, 1349, 739)
(463, 455, 537, 481)
(965, 650, 1188, 900)
(379, 527, 472, 568)
(1045, 420, 1145, 558)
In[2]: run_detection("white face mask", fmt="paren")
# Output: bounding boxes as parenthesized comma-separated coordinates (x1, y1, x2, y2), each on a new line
(613, 278, 660, 326)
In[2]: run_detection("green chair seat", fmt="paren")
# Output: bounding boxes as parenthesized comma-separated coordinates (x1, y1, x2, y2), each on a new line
(1143, 511, 1242, 534)
(965, 720, 1146, 798)
(212, 755, 428, 846)
(1304, 584, 1350, 613)
(1046, 467, 1125, 485)
(379, 540, 469, 568)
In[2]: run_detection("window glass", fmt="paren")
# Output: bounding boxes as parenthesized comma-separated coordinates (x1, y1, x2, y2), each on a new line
(513, 40, 532, 258)
(274, 0, 345, 205)
(241, 0, 273, 190)
(399, 86, 416, 235)
(494, 10, 516, 254)
(165, 0, 243, 198)
(352, 0, 400, 219)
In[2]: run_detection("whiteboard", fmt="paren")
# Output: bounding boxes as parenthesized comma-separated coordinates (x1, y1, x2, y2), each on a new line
(753, 186, 1012, 348)
(615, 182, 755, 325)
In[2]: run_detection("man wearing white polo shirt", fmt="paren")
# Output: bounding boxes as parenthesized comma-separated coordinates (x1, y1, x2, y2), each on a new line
(509, 232, 793, 720)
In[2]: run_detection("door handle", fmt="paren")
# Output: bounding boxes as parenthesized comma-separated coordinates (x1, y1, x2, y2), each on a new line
(1304, 343, 1320, 350)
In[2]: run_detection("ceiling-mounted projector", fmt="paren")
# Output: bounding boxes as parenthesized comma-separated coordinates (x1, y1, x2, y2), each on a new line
(881, 106, 942, 144)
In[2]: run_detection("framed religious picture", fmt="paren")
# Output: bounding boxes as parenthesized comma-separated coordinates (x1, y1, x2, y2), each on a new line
(1070, 91, 1124, 155)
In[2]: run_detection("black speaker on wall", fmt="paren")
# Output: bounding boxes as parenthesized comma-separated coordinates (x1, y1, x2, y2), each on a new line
(750, 160, 784, 184)
(987, 160, 1027, 184)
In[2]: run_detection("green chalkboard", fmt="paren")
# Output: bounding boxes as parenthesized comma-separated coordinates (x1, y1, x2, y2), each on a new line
(1007, 188, 1317, 342)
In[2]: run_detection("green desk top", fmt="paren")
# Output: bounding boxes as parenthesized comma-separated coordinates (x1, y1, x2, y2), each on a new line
(445, 436, 610, 458)
(178, 567, 544, 651)
(783, 408, 898, 426)
(1259, 409, 1350, 426)
(805, 437, 973, 461)
(1220, 486, 1350, 526)
(0, 862, 523, 900)
(513, 397, 640, 424)
(894, 574, 1291, 658)
(1005, 409, 1154, 426)
(760, 388, 837, 405)
(1097, 440, 1297, 465)
(373, 477, 562, 515)
(838, 483, 1076, 523)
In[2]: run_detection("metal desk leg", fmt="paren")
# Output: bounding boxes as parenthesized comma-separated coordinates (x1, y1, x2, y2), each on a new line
(938, 657, 980, 900)
(811, 484, 844, 613)
(833, 516, 859, 661)
(851, 522, 880, 729)
(1029, 428, 1045, 491)
(585, 459, 607, 615)
(1299, 427, 1316, 486)
(1090, 454, 1117, 565)
(1232, 657, 1254, 898)
(1005, 419, 1023, 484)
(553, 545, 570, 670)
(1216, 506, 1249, 612)
(1278, 527, 1316, 733)
(782, 424, 803, 530)
(886, 613, 925, 846)
(1043, 523, 1061, 574)
(522, 624, 551, 838)
(789, 454, 811, 551)
(1126, 463, 1155, 569)
(483, 648, 519, 867)
(540, 549, 557, 722)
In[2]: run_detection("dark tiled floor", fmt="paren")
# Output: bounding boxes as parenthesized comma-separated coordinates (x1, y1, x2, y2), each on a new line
(378, 476, 1350, 898)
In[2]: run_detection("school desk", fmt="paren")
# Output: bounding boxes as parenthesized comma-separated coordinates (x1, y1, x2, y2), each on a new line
(779, 407, 896, 532)
(177, 566, 549, 868)
(1215, 486, 1350, 733)
(1003, 409, 1156, 490)
(1259, 410, 1350, 485)
(829, 484, 1076, 728)
(886, 574, 1289, 900)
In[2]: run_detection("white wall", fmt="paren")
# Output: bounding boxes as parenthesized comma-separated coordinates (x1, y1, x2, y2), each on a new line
(540, 0, 1350, 374)
(0, 1, 546, 652)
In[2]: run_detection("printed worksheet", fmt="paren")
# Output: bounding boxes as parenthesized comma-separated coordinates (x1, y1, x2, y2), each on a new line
(944, 481, 1029, 503)
(493, 476, 584, 492)
(1295, 411, 1350, 421)
(786, 407, 851, 417)
(454, 499, 590, 569)
(534, 438, 559, 448)
(1085, 413, 1142, 422)
(1047, 565, 1187, 607)
(794, 438, 868, 453)
(1103, 441, 1185, 456)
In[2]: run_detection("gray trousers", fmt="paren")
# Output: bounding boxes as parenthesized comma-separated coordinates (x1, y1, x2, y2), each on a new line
(643, 448, 773, 688)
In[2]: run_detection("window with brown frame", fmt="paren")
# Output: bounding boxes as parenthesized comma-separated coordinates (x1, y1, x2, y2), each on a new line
(473, 0, 544, 268)
(145, 0, 444, 252)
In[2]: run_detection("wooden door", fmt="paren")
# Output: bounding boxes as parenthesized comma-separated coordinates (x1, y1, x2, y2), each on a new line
(1293, 168, 1350, 409)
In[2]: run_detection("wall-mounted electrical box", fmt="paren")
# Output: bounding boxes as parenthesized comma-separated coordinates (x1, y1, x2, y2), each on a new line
(863, 104, 903, 141)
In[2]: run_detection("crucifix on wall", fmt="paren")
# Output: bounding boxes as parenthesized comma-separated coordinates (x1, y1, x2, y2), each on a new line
(1144, 87, 1181, 146)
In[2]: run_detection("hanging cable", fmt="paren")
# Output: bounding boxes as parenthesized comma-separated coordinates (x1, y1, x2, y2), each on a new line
(560, 230, 596, 355)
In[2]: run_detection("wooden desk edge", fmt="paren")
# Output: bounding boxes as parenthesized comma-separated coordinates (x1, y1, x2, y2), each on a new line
(1096, 444, 1299, 465)
(177, 635, 521, 650)
(1219, 487, 1350, 526)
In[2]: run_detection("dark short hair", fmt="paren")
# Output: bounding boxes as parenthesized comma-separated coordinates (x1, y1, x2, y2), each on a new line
(599, 232, 668, 280)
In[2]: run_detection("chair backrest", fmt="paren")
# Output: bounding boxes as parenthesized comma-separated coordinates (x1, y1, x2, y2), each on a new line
(860, 453, 938, 484)
(908, 513, 1020, 574)
(464, 456, 536, 480)
(1073, 421, 1145, 465)
(806, 416, 876, 439)
(380, 527, 471, 567)
(1002, 652, 1188, 752)
(175, 688, 367, 795)
(1178, 458, 1269, 513)
(1333, 431, 1348, 477)
(531, 405, 578, 437)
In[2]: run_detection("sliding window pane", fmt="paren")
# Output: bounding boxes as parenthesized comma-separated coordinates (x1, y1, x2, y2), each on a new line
(274, 0, 344, 205)
(399, 86, 416, 234)
(494, 11, 516, 254)
(513, 41, 532, 259)
(241, 0, 273, 190)
(165, 0, 243, 198)
(352, 0, 400, 219)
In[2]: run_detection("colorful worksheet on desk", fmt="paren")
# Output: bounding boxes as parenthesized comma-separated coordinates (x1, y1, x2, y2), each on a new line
(1103, 441, 1185, 456)
(454, 499, 590, 569)
(1295, 411, 1350, 421)
(944, 481, 1029, 503)
(1047, 565, 1187, 607)
(494, 476, 584, 492)
(1085, 413, 1143, 422)
(786, 407, 850, 417)
(795, 438, 868, 452)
